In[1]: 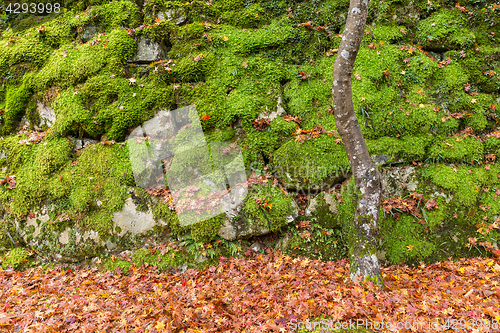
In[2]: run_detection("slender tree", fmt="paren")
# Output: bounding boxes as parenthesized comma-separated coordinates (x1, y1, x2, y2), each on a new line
(332, 0, 384, 287)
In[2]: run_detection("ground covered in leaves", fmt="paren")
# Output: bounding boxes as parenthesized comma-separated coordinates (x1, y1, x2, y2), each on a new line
(0, 250, 499, 333)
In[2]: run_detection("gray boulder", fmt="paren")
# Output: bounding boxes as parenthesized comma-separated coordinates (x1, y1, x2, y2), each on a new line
(129, 36, 168, 64)
(34, 102, 56, 131)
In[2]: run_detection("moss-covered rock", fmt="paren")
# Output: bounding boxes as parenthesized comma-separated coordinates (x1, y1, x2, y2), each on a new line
(273, 135, 350, 192)
(1, 247, 32, 269)
(1, 0, 500, 270)
(415, 8, 475, 51)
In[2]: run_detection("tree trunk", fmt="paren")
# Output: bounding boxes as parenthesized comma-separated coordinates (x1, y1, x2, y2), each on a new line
(331, 0, 384, 288)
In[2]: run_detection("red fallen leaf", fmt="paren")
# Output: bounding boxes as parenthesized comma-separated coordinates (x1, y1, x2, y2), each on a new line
(425, 198, 439, 210)
(201, 114, 210, 121)
(297, 21, 313, 29)
(284, 115, 302, 124)
(28, 213, 35, 219)
(252, 118, 270, 131)
(298, 71, 311, 80)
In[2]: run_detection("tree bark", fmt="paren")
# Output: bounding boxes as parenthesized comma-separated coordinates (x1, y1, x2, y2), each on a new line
(331, 0, 384, 287)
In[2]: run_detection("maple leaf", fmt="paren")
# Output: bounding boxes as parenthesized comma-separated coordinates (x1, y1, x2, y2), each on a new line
(298, 21, 313, 29)
(326, 49, 338, 56)
(298, 71, 311, 80)
(471, 98, 477, 103)
(201, 114, 210, 121)
(155, 321, 165, 330)
(252, 118, 270, 131)
(283, 115, 302, 124)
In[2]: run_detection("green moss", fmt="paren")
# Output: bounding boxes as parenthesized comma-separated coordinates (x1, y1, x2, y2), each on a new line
(439, 62, 469, 93)
(0, 137, 72, 216)
(131, 247, 188, 270)
(485, 137, 500, 159)
(415, 8, 475, 51)
(152, 198, 225, 243)
(103, 256, 132, 274)
(50, 74, 173, 141)
(106, 28, 137, 61)
(0, 220, 20, 249)
(367, 135, 432, 161)
(284, 222, 347, 262)
(241, 183, 294, 232)
(371, 24, 407, 43)
(3, 81, 32, 133)
(465, 112, 488, 133)
(31, 28, 135, 93)
(421, 165, 478, 207)
(272, 135, 349, 190)
(380, 214, 436, 265)
(455, 47, 500, 94)
(427, 136, 484, 164)
(189, 215, 225, 243)
(173, 51, 215, 82)
(214, 19, 298, 56)
(1, 247, 32, 269)
(88, 1, 142, 29)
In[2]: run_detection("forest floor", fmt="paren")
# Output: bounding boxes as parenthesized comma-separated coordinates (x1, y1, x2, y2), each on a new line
(0, 250, 499, 333)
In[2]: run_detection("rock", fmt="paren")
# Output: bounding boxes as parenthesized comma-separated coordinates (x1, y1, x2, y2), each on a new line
(34, 102, 55, 131)
(217, 218, 238, 241)
(74, 138, 99, 150)
(275, 233, 291, 252)
(258, 94, 286, 121)
(371, 154, 393, 167)
(323, 192, 338, 213)
(250, 241, 262, 252)
(305, 191, 337, 217)
(17, 116, 30, 130)
(105, 239, 117, 250)
(20, 213, 49, 244)
(157, 9, 185, 25)
(218, 199, 299, 241)
(432, 191, 453, 204)
(380, 166, 418, 199)
(143, 109, 176, 139)
(305, 196, 317, 216)
(59, 229, 70, 244)
(120, 250, 133, 257)
(377, 250, 386, 263)
(194, 252, 207, 263)
(52, 253, 79, 263)
(129, 36, 167, 64)
(221, 185, 248, 219)
(112, 197, 156, 236)
(81, 25, 101, 43)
